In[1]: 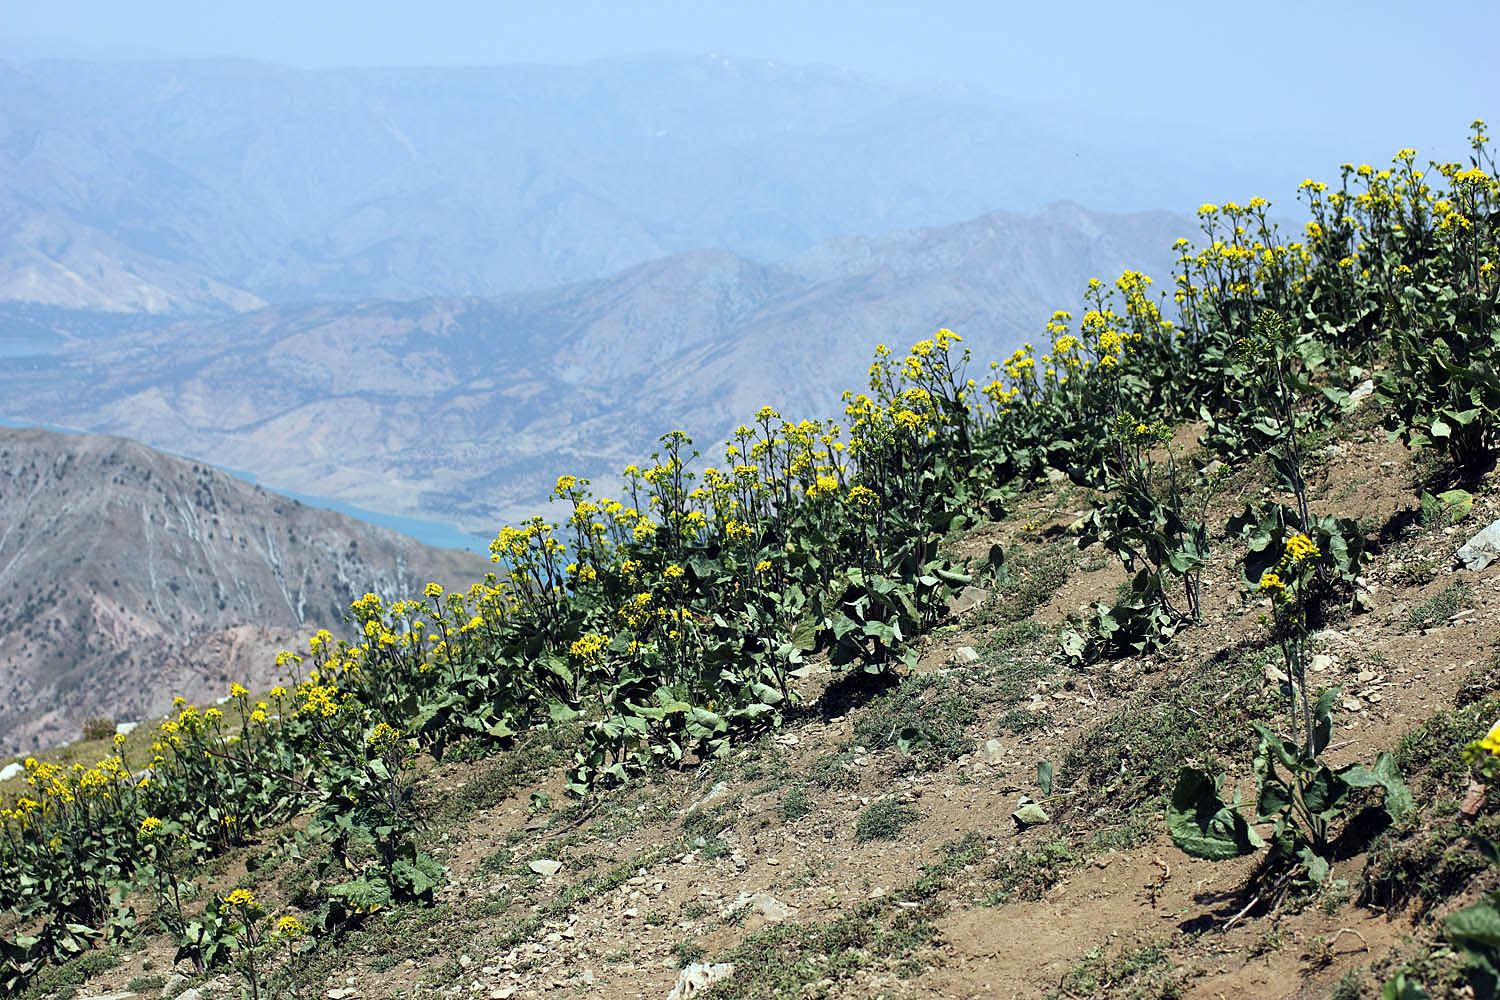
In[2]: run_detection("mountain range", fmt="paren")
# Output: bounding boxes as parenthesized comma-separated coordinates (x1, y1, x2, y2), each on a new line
(0, 425, 491, 756)
(1, 55, 1297, 312)
(1, 202, 1191, 530)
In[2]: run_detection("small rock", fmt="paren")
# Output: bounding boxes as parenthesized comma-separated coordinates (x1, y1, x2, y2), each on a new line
(1353, 590, 1376, 614)
(1012, 802, 1051, 829)
(1456, 518, 1500, 571)
(175, 990, 202, 1000)
(684, 781, 731, 814)
(1044, 466, 1069, 484)
(0, 762, 21, 783)
(980, 738, 1005, 765)
(953, 645, 980, 665)
(114, 721, 139, 736)
(528, 859, 563, 878)
(1309, 654, 1335, 674)
(162, 974, 190, 999)
(666, 962, 735, 1000)
(326, 990, 361, 1000)
(1348, 378, 1375, 406)
(1321, 443, 1347, 459)
(1365, 692, 1384, 704)
(1357, 670, 1378, 683)
(1342, 698, 1364, 713)
(948, 586, 989, 616)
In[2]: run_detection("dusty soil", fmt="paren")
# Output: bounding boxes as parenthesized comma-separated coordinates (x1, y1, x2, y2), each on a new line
(56, 419, 1500, 1000)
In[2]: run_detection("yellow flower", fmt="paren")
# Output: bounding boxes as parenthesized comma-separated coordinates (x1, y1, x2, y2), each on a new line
(664, 563, 685, 579)
(139, 816, 163, 837)
(1283, 533, 1320, 564)
(275, 915, 308, 939)
(229, 683, 249, 699)
(1258, 571, 1288, 603)
(755, 559, 773, 573)
(225, 888, 256, 907)
(1479, 720, 1500, 756)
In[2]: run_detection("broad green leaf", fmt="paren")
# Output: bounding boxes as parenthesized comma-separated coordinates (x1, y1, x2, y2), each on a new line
(1167, 768, 1264, 860)
(1338, 753, 1414, 821)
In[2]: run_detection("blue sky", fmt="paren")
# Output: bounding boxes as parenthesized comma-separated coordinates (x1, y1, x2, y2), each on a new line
(3, 0, 1497, 185)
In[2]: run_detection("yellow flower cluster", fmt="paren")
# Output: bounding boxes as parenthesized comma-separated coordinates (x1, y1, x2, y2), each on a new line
(1283, 533, 1320, 565)
(569, 632, 609, 664)
(1258, 570, 1289, 603)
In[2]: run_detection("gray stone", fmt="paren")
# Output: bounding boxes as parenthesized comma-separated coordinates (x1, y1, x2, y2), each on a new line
(1012, 802, 1051, 828)
(0, 762, 22, 783)
(980, 738, 1005, 765)
(1457, 518, 1500, 570)
(684, 781, 731, 814)
(1349, 378, 1376, 406)
(528, 859, 563, 878)
(1309, 654, 1335, 674)
(162, 974, 190, 999)
(1044, 466, 1069, 484)
(947, 586, 989, 616)
(666, 962, 736, 999)
(952, 646, 980, 665)
(175, 990, 203, 1000)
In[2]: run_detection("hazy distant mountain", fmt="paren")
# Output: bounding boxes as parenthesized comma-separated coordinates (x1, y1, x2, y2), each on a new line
(0, 202, 1190, 530)
(2, 54, 1266, 310)
(0, 426, 491, 755)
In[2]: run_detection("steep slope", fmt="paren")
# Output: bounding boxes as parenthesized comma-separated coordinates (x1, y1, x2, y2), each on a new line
(0, 426, 491, 755)
(0, 203, 1190, 529)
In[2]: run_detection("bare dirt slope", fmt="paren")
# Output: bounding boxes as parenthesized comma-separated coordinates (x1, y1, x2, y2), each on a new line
(46, 418, 1500, 1000)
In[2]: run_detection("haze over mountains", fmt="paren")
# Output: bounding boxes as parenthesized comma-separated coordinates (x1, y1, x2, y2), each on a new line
(2, 203, 1190, 529)
(2, 54, 1281, 311)
(0, 426, 491, 755)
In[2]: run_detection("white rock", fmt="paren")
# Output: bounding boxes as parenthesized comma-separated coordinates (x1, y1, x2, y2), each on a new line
(528, 859, 563, 878)
(1309, 654, 1335, 673)
(0, 762, 22, 782)
(1348, 379, 1376, 405)
(1457, 518, 1500, 570)
(115, 721, 139, 736)
(684, 781, 730, 814)
(666, 962, 735, 999)
(953, 646, 980, 665)
(162, 973, 190, 999)
(980, 738, 1005, 765)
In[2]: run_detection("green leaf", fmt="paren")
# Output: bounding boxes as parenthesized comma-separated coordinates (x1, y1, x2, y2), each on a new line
(1338, 753, 1413, 821)
(1037, 761, 1054, 797)
(1314, 687, 1337, 756)
(1167, 768, 1264, 860)
(1380, 973, 1431, 1000)
(1448, 905, 1500, 955)
(788, 618, 820, 652)
(1296, 843, 1331, 884)
(987, 544, 1010, 585)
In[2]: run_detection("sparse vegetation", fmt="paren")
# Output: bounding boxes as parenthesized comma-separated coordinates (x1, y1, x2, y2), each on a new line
(4, 123, 1500, 1000)
(855, 798, 919, 842)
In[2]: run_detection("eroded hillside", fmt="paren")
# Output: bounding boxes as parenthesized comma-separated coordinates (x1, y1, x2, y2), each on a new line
(0, 426, 490, 754)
